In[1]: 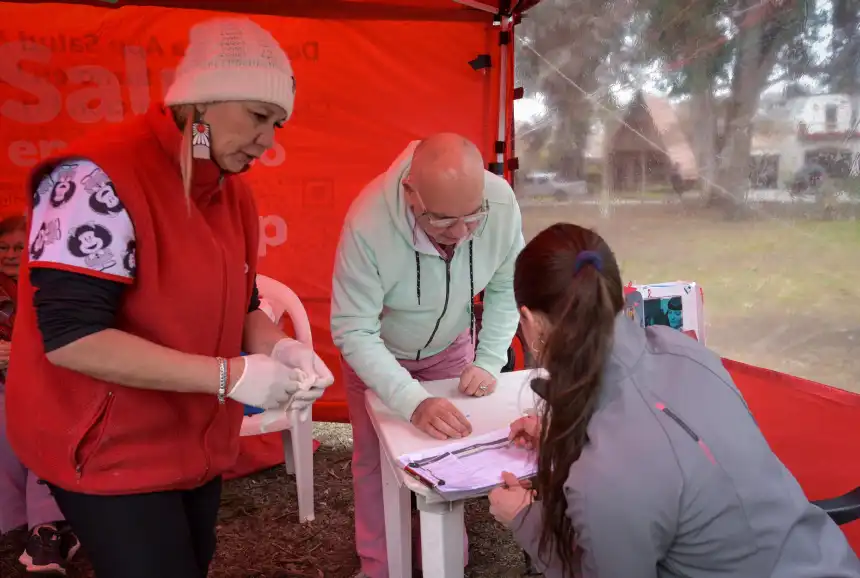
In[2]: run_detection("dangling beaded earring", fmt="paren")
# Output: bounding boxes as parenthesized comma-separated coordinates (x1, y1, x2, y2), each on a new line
(532, 336, 546, 355)
(191, 108, 211, 160)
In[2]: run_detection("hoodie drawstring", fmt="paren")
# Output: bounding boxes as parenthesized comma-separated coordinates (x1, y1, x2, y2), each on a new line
(413, 240, 474, 361)
(415, 251, 421, 305)
(468, 240, 475, 353)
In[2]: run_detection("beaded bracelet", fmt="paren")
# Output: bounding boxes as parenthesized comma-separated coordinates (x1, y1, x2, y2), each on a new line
(216, 357, 227, 404)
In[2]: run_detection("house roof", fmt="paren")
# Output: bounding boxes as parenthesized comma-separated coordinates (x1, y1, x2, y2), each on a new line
(609, 91, 699, 179)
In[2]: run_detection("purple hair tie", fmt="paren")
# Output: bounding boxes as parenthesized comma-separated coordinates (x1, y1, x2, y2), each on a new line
(574, 250, 603, 274)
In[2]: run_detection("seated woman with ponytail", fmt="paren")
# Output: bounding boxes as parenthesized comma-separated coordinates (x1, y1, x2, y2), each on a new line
(487, 223, 860, 577)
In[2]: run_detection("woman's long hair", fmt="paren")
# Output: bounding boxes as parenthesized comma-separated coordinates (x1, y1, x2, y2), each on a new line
(513, 222, 624, 574)
(171, 104, 196, 212)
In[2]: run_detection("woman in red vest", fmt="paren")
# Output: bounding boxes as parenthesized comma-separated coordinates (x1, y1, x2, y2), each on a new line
(5, 18, 333, 578)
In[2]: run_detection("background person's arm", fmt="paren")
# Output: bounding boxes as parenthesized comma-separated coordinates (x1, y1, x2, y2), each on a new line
(473, 202, 525, 375)
(330, 223, 431, 421)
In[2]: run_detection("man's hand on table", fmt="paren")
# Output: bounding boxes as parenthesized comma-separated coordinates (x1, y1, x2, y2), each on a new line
(458, 365, 496, 397)
(411, 397, 472, 440)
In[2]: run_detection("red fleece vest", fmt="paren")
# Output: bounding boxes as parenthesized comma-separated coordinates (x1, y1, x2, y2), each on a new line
(6, 105, 260, 495)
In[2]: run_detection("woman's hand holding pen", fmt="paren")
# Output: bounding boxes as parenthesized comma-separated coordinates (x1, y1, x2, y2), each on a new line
(488, 471, 535, 526)
(508, 414, 541, 450)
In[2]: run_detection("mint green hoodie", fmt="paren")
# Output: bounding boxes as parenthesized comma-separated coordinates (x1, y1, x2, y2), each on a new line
(330, 141, 524, 420)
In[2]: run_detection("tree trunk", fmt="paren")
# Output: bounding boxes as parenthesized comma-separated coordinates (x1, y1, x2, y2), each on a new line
(688, 65, 718, 199)
(713, 113, 755, 218)
(556, 108, 590, 181)
(708, 3, 791, 218)
(545, 85, 593, 181)
(831, 0, 860, 94)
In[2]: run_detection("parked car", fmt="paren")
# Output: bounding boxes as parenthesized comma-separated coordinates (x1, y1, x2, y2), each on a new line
(518, 171, 588, 200)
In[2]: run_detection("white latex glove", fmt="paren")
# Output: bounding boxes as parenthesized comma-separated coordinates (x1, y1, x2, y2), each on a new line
(270, 338, 334, 389)
(227, 354, 314, 409)
(257, 403, 312, 432)
(256, 380, 324, 431)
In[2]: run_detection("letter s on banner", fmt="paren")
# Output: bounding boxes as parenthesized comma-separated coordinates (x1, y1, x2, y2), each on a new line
(0, 42, 63, 124)
(258, 215, 287, 257)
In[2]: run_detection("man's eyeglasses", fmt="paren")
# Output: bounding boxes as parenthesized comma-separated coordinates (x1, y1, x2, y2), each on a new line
(404, 179, 490, 230)
(423, 199, 490, 229)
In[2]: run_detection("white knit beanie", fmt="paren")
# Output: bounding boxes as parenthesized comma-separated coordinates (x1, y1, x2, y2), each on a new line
(165, 18, 296, 119)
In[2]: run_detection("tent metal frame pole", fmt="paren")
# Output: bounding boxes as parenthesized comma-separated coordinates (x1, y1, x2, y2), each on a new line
(496, 16, 510, 175)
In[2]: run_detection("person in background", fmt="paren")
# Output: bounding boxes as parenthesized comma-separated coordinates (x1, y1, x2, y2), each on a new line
(0, 215, 81, 575)
(331, 133, 524, 577)
(487, 222, 860, 577)
(669, 162, 684, 200)
(5, 18, 332, 578)
(0, 216, 25, 345)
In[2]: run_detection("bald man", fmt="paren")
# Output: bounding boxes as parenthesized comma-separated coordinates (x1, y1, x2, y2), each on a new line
(331, 134, 523, 577)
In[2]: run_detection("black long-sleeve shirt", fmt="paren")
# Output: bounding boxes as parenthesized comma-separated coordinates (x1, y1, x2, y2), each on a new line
(31, 269, 260, 352)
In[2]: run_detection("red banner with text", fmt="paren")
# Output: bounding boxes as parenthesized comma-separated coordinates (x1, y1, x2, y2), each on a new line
(0, 2, 502, 421)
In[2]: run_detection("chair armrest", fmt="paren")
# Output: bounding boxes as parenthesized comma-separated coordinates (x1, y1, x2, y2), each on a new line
(811, 486, 860, 526)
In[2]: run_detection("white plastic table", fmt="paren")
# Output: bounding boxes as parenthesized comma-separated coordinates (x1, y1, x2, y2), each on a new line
(365, 369, 540, 578)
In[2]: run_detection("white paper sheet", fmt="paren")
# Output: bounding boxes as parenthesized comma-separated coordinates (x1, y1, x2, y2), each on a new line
(397, 428, 537, 499)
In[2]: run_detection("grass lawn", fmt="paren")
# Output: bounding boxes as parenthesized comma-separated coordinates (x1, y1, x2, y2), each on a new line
(2, 202, 857, 578)
(522, 202, 860, 393)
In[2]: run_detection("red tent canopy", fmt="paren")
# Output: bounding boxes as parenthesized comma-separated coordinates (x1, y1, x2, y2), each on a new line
(3, 0, 544, 18)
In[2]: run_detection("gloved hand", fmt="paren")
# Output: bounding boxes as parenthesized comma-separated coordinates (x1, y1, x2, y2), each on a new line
(257, 382, 324, 432)
(226, 354, 315, 409)
(270, 338, 334, 389)
(287, 387, 326, 411)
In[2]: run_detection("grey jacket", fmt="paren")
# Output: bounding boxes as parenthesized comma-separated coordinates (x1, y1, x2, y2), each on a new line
(512, 315, 860, 578)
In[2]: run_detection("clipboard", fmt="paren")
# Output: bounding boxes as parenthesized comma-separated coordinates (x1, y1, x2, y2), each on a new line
(397, 429, 537, 500)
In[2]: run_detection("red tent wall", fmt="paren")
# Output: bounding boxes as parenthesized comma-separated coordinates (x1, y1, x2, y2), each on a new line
(0, 1, 508, 422)
(724, 360, 860, 550)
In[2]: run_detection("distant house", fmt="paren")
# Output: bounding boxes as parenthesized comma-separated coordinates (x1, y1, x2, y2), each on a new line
(750, 93, 860, 187)
(605, 91, 698, 193)
(581, 90, 860, 193)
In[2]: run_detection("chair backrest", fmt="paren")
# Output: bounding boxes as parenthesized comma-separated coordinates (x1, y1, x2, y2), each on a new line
(255, 274, 313, 347)
(812, 486, 860, 526)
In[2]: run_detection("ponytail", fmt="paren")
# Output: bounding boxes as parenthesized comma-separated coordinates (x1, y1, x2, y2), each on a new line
(534, 263, 616, 573)
(512, 223, 624, 576)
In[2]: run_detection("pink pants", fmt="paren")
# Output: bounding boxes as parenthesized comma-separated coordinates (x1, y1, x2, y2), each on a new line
(345, 330, 474, 578)
(0, 390, 65, 533)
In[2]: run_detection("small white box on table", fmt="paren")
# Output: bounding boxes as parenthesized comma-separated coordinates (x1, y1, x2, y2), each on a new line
(624, 281, 706, 343)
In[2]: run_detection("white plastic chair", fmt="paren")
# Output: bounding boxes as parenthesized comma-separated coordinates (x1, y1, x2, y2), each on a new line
(239, 274, 316, 522)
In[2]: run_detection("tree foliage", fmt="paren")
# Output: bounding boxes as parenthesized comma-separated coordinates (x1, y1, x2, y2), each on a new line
(515, 0, 840, 217)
